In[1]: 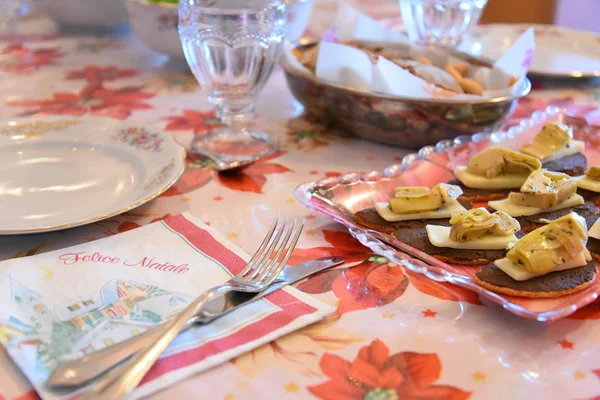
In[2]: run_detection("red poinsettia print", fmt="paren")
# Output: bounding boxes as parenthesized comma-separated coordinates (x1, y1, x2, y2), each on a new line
(214, 151, 291, 193)
(10, 244, 43, 259)
(162, 156, 213, 196)
(7, 82, 155, 120)
(309, 339, 471, 400)
(116, 213, 173, 233)
(20, 391, 41, 400)
(292, 231, 408, 314)
(292, 229, 482, 311)
(92, 213, 174, 237)
(0, 390, 42, 400)
(403, 269, 482, 306)
(164, 109, 222, 133)
(162, 150, 291, 195)
(0, 43, 63, 74)
(66, 65, 138, 83)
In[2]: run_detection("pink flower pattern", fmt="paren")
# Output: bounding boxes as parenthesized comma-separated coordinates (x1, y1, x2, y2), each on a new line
(113, 127, 164, 152)
(521, 48, 534, 69)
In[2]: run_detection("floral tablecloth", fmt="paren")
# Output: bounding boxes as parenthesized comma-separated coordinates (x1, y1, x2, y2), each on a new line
(1, 2, 600, 400)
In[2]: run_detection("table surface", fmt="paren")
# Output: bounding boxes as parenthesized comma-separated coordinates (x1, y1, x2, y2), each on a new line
(2, 2, 600, 400)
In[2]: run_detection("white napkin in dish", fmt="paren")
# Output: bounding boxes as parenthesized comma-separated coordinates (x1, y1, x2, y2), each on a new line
(372, 56, 442, 98)
(315, 42, 481, 99)
(332, 2, 409, 46)
(0, 213, 334, 400)
(315, 40, 373, 90)
(494, 27, 535, 80)
(308, 2, 535, 100)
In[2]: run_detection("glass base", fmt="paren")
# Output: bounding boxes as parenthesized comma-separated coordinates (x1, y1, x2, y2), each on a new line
(191, 127, 279, 167)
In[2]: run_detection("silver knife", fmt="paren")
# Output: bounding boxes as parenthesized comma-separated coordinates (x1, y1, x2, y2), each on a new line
(47, 256, 345, 389)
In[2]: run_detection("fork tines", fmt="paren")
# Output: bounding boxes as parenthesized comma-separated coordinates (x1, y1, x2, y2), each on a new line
(239, 216, 305, 285)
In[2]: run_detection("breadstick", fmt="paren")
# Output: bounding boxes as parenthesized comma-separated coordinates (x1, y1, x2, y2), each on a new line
(444, 65, 463, 82)
(448, 63, 469, 75)
(461, 78, 484, 95)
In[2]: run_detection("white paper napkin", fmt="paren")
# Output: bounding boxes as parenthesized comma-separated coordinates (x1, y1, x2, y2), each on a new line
(331, 2, 409, 46)
(315, 40, 373, 90)
(306, 2, 535, 100)
(0, 213, 334, 399)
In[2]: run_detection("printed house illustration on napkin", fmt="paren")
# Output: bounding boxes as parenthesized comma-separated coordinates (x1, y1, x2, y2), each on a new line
(1, 275, 191, 369)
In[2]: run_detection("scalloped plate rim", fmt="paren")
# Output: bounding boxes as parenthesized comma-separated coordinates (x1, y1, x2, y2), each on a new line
(0, 116, 186, 235)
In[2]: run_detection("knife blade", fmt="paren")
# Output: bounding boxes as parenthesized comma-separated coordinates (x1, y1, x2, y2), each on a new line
(47, 256, 345, 388)
(196, 255, 345, 323)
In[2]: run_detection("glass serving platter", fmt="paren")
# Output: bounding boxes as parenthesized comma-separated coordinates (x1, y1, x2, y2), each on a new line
(295, 106, 600, 321)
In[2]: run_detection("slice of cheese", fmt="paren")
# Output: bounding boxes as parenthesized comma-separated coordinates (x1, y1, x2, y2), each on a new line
(575, 175, 600, 193)
(543, 140, 585, 162)
(374, 200, 467, 222)
(589, 218, 600, 240)
(426, 225, 517, 250)
(494, 253, 588, 281)
(454, 166, 528, 189)
(488, 194, 584, 217)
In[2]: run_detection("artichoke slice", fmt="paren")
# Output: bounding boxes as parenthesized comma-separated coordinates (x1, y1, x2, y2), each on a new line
(508, 169, 576, 208)
(585, 165, 600, 181)
(468, 147, 541, 178)
(506, 212, 588, 273)
(389, 183, 463, 214)
(394, 186, 431, 198)
(449, 208, 520, 242)
(520, 122, 573, 160)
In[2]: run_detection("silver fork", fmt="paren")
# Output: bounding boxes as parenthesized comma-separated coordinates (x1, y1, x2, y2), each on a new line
(77, 216, 304, 400)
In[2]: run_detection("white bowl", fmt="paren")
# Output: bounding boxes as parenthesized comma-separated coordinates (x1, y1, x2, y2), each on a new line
(32, 0, 129, 31)
(124, 0, 184, 59)
(286, 0, 313, 42)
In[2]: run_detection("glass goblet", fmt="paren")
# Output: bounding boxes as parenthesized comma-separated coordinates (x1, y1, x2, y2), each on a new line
(400, 0, 487, 47)
(178, 0, 287, 163)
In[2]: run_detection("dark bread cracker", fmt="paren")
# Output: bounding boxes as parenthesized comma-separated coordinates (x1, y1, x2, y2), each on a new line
(542, 152, 587, 176)
(578, 188, 600, 206)
(354, 208, 450, 234)
(474, 261, 597, 298)
(353, 200, 472, 234)
(448, 179, 512, 203)
(391, 228, 516, 266)
(588, 237, 600, 262)
(448, 152, 587, 202)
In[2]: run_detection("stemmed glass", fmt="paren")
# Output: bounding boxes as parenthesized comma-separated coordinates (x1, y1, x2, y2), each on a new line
(399, 0, 487, 47)
(179, 0, 287, 164)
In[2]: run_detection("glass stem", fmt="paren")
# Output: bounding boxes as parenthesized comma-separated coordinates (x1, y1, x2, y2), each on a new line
(215, 104, 255, 133)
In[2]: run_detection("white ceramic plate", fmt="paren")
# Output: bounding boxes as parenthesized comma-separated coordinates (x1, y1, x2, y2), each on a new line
(460, 23, 600, 78)
(0, 117, 186, 234)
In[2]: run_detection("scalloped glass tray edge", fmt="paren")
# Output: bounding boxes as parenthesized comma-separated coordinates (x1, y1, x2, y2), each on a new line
(295, 106, 600, 321)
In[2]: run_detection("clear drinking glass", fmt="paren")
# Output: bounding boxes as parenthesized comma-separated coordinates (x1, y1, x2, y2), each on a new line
(400, 0, 487, 47)
(179, 0, 287, 162)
